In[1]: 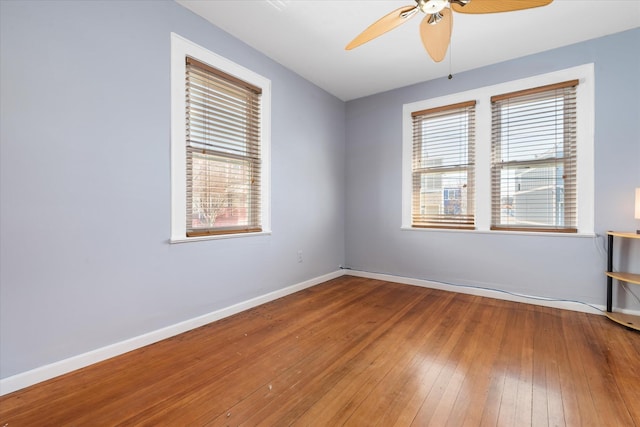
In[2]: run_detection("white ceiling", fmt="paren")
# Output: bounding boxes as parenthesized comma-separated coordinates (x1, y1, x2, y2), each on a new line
(176, 0, 640, 101)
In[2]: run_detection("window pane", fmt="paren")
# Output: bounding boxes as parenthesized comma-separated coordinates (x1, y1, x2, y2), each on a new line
(491, 81, 577, 232)
(185, 57, 262, 236)
(188, 150, 259, 232)
(496, 163, 566, 228)
(412, 102, 475, 228)
(417, 171, 469, 217)
(496, 97, 567, 162)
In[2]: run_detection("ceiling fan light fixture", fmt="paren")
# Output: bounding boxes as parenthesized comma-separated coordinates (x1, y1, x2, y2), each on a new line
(418, 0, 449, 14)
(426, 12, 443, 25)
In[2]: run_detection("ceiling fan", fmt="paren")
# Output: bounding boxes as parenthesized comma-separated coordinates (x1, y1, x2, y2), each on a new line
(345, 0, 554, 62)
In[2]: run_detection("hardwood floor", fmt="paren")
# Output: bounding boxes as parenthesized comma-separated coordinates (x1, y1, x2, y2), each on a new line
(1, 275, 639, 426)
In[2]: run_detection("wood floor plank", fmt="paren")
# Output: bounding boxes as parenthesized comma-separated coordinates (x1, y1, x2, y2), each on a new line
(1, 275, 638, 426)
(318, 290, 457, 426)
(413, 297, 499, 426)
(124, 280, 410, 425)
(445, 298, 510, 427)
(291, 290, 438, 425)
(586, 313, 640, 425)
(515, 304, 536, 426)
(474, 301, 518, 427)
(234, 282, 430, 426)
(576, 312, 636, 426)
(393, 294, 487, 426)
(372, 292, 460, 426)
(494, 301, 533, 426)
(536, 308, 566, 427)
(558, 308, 605, 427)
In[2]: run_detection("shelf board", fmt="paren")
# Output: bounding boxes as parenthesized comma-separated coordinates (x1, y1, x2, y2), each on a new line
(605, 312, 640, 331)
(607, 231, 640, 239)
(606, 271, 640, 286)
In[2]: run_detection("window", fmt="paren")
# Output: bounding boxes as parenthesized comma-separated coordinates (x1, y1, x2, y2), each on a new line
(171, 33, 271, 242)
(491, 80, 578, 232)
(185, 58, 262, 236)
(402, 64, 594, 235)
(411, 101, 476, 229)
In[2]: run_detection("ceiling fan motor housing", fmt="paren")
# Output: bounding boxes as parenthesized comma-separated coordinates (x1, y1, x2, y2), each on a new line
(417, 0, 449, 14)
(417, 0, 471, 14)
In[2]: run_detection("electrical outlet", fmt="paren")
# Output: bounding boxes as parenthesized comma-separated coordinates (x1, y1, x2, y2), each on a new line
(297, 250, 303, 263)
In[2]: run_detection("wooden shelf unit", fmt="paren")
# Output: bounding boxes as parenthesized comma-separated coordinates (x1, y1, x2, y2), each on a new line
(606, 231, 640, 331)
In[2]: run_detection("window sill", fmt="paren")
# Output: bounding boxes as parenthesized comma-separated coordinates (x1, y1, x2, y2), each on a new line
(170, 230, 272, 244)
(400, 226, 595, 238)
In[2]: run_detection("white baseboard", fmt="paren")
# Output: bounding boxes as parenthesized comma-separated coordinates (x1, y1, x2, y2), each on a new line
(344, 269, 608, 315)
(0, 270, 345, 396)
(4, 268, 637, 396)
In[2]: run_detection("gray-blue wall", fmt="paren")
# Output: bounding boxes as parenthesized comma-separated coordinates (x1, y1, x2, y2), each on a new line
(345, 28, 640, 310)
(0, 0, 346, 379)
(1, 0, 638, 382)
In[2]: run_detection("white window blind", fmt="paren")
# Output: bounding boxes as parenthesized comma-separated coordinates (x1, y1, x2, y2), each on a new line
(411, 101, 476, 229)
(185, 57, 262, 236)
(491, 80, 578, 232)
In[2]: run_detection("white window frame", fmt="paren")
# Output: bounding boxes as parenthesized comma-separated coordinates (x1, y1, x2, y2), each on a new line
(402, 64, 595, 236)
(170, 33, 271, 243)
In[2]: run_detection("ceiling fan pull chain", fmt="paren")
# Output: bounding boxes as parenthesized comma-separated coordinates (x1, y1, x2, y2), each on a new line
(447, 7, 452, 80)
